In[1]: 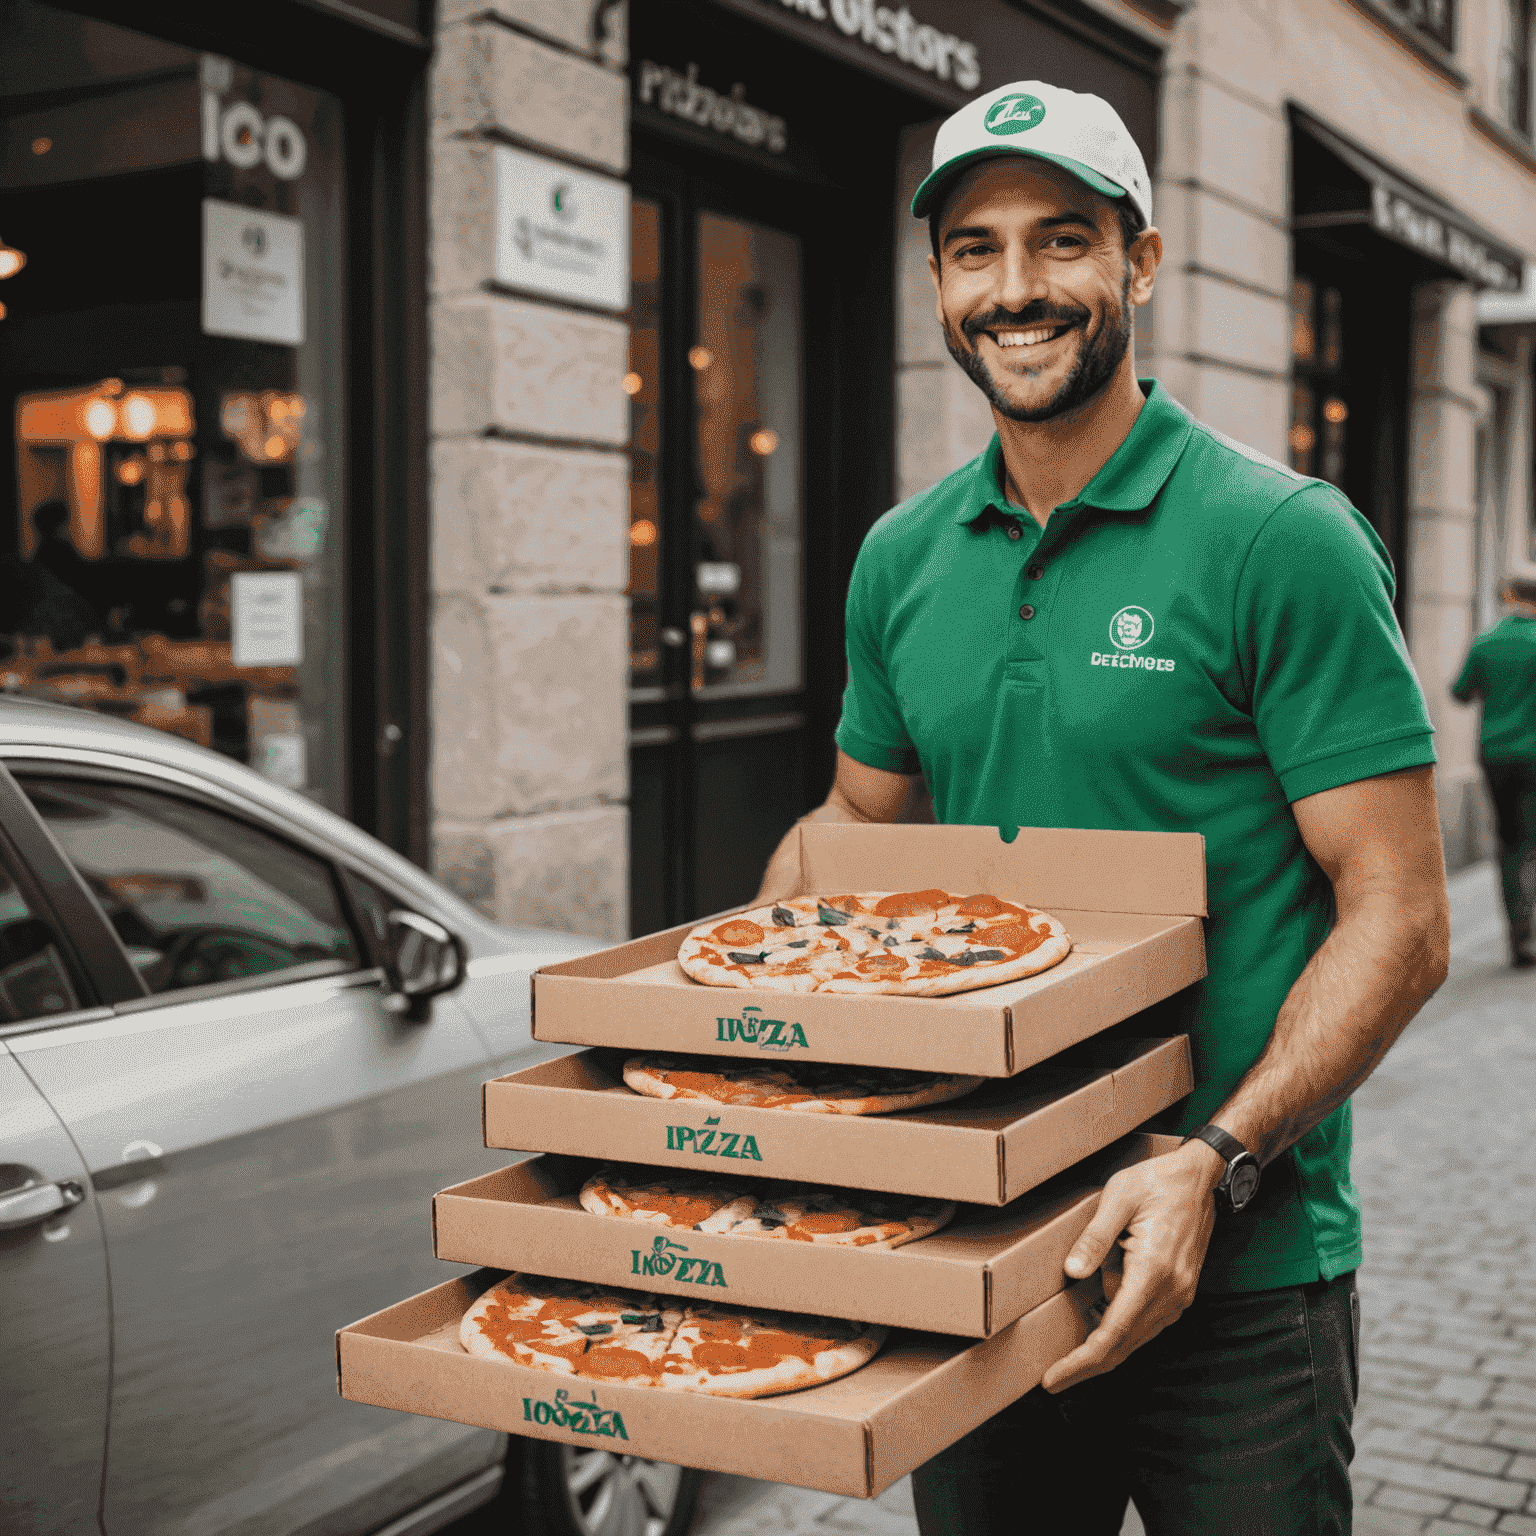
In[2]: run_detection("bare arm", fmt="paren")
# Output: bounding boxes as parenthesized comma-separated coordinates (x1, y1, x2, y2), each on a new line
(755, 749, 924, 902)
(1042, 765, 1449, 1392)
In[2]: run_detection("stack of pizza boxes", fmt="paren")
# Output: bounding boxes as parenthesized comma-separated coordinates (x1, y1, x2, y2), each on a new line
(338, 823, 1205, 1498)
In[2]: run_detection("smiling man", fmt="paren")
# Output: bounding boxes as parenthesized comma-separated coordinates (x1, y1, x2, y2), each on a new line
(756, 81, 1450, 1534)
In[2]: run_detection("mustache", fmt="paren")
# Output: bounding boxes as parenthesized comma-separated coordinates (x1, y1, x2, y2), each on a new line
(960, 303, 1091, 342)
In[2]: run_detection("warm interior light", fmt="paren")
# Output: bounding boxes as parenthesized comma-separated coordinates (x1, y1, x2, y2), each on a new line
(0, 242, 26, 280)
(121, 395, 157, 438)
(1289, 424, 1315, 453)
(171, 440, 195, 461)
(31, 137, 51, 156)
(265, 434, 286, 459)
(83, 398, 117, 439)
(688, 346, 712, 371)
(0, 301, 6, 321)
(629, 519, 657, 547)
(749, 428, 778, 456)
(1323, 398, 1348, 424)
(116, 457, 146, 486)
(622, 372, 643, 396)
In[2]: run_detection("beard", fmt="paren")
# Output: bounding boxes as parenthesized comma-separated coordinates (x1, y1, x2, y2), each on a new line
(943, 272, 1133, 424)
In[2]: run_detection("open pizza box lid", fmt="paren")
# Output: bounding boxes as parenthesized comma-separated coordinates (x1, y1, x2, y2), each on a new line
(482, 1036, 1193, 1207)
(434, 1134, 1183, 1338)
(532, 824, 1207, 1077)
(337, 1268, 1104, 1499)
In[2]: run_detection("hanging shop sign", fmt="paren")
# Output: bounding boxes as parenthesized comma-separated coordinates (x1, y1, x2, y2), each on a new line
(202, 199, 306, 345)
(495, 146, 629, 312)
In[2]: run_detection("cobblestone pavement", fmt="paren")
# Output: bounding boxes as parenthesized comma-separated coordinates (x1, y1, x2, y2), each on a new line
(693, 860, 1534, 1536)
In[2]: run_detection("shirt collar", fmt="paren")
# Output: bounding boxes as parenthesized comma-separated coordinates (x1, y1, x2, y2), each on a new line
(953, 380, 1196, 526)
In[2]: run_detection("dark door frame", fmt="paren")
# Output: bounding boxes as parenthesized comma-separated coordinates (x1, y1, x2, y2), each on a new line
(34, 0, 433, 864)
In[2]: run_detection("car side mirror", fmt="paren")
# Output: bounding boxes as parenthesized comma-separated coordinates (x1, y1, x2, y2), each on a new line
(382, 910, 465, 1020)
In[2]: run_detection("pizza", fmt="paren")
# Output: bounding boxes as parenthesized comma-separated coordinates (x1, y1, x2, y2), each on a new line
(460, 1273, 885, 1398)
(621, 1054, 981, 1114)
(676, 888, 1072, 995)
(578, 1163, 956, 1248)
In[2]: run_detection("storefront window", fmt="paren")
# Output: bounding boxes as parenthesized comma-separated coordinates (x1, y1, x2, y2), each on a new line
(1, 4, 348, 809)
(627, 197, 663, 689)
(691, 211, 803, 698)
(1289, 276, 1348, 488)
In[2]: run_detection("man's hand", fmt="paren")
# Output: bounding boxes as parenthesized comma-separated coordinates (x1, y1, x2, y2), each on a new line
(1041, 1141, 1222, 1392)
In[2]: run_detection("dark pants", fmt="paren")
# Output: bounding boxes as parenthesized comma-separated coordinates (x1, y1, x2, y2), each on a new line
(1482, 758, 1536, 939)
(912, 1273, 1359, 1536)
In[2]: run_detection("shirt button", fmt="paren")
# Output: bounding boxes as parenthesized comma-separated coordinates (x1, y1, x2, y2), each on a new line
(1006, 524, 1022, 541)
(1028, 564, 1045, 580)
(1018, 603, 1036, 621)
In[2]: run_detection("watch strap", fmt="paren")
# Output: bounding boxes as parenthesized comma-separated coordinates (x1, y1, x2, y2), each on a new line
(1185, 1124, 1250, 1166)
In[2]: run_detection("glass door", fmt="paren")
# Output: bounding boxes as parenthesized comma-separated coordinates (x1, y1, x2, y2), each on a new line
(627, 163, 812, 934)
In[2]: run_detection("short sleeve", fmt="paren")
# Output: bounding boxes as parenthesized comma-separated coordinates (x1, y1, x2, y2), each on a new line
(834, 533, 922, 775)
(1450, 644, 1481, 702)
(1236, 484, 1435, 803)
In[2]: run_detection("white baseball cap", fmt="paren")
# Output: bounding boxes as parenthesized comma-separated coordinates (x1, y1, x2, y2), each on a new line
(912, 80, 1152, 229)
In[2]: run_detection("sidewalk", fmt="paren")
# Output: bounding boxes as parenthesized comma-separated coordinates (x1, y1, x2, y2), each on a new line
(694, 860, 1536, 1536)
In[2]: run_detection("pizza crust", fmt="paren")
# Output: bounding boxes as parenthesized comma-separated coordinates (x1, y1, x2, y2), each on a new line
(621, 1054, 982, 1115)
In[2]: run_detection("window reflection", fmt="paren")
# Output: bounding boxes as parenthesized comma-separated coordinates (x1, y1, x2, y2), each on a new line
(692, 211, 802, 697)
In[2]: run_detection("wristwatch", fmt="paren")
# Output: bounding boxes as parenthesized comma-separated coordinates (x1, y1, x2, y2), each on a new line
(1184, 1125, 1262, 1215)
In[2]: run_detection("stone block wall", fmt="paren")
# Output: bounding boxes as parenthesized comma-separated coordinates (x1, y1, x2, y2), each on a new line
(428, 0, 632, 941)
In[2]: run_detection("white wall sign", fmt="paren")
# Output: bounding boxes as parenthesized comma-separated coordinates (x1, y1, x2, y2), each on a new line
(232, 571, 304, 668)
(495, 146, 629, 312)
(202, 198, 305, 346)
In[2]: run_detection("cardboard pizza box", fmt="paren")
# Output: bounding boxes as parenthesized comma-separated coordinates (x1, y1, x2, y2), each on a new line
(433, 1133, 1184, 1338)
(481, 1036, 1192, 1207)
(531, 823, 1206, 1077)
(336, 1268, 1104, 1499)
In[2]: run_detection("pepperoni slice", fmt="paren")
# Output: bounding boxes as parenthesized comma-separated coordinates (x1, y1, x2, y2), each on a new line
(713, 918, 766, 947)
(872, 888, 951, 918)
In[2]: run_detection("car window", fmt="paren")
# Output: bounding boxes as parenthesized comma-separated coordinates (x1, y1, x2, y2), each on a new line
(0, 849, 82, 1022)
(19, 778, 359, 995)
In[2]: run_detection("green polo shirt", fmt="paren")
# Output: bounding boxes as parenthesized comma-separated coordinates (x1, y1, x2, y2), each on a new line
(1451, 615, 1536, 762)
(837, 381, 1435, 1293)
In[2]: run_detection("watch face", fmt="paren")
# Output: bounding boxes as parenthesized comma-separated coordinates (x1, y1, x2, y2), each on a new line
(1229, 1160, 1261, 1210)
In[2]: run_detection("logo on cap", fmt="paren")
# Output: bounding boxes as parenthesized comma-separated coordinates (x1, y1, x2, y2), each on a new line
(984, 94, 1046, 136)
(1110, 606, 1154, 650)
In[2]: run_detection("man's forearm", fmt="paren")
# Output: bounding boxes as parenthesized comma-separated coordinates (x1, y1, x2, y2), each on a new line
(1211, 887, 1448, 1167)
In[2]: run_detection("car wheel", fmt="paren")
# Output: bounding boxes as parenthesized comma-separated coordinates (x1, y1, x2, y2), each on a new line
(522, 1440, 702, 1536)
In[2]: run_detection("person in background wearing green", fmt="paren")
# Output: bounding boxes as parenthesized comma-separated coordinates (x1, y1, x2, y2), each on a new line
(1452, 577, 1536, 967)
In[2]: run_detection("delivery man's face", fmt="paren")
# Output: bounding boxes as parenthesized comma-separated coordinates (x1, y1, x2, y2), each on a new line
(928, 158, 1159, 423)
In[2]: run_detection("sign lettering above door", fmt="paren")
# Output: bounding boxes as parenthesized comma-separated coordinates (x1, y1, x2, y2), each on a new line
(200, 56, 307, 181)
(637, 61, 788, 153)
(765, 0, 981, 91)
(1370, 185, 1520, 292)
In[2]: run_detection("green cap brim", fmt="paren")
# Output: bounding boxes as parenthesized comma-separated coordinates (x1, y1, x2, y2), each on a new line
(911, 147, 1126, 218)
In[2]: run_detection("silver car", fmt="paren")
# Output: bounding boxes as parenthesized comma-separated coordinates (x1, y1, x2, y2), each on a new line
(0, 696, 702, 1536)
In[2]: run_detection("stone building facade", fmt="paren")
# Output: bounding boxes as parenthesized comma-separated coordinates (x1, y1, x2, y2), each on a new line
(427, 0, 1536, 941)
(429, 1, 633, 939)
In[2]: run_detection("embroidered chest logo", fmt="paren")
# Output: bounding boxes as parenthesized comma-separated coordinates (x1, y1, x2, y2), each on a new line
(1091, 605, 1176, 672)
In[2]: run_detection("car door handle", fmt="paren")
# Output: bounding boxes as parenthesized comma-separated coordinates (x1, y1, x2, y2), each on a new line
(0, 1178, 85, 1231)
